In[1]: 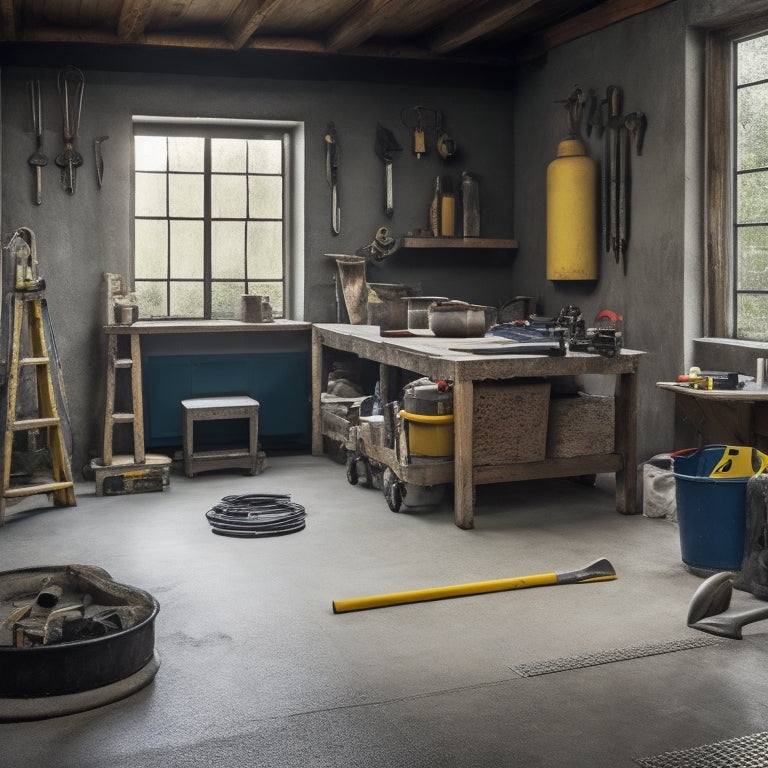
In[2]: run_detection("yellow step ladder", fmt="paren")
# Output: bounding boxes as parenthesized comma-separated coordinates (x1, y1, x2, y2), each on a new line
(1, 292, 76, 525)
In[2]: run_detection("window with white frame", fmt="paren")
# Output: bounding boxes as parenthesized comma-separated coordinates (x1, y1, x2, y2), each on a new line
(133, 122, 291, 320)
(707, 25, 768, 340)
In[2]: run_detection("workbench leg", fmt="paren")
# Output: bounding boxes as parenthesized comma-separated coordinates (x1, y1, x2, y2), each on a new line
(311, 327, 324, 456)
(379, 363, 390, 405)
(614, 370, 638, 514)
(452, 378, 474, 529)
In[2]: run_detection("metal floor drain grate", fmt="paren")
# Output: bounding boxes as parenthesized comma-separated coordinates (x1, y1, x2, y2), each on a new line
(634, 731, 768, 767)
(510, 636, 721, 677)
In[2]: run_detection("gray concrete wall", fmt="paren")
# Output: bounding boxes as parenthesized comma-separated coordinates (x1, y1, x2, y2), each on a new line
(511, 1, 689, 463)
(0, 64, 516, 471)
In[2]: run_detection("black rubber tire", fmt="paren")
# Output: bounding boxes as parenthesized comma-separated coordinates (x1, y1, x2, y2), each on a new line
(346, 454, 359, 485)
(383, 468, 402, 513)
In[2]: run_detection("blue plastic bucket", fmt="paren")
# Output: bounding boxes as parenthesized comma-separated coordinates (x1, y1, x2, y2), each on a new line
(672, 446, 765, 571)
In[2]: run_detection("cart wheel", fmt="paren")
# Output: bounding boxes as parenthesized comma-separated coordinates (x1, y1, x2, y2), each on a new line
(383, 468, 402, 513)
(346, 453, 359, 485)
(361, 458, 374, 488)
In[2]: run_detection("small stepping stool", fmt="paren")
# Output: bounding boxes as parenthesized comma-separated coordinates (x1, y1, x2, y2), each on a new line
(181, 396, 264, 478)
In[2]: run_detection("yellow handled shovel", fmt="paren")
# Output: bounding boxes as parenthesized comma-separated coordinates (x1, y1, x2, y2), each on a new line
(332, 558, 616, 613)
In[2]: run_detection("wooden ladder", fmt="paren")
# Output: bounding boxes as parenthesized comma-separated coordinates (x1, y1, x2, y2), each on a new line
(1, 292, 76, 525)
(101, 331, 145, 466)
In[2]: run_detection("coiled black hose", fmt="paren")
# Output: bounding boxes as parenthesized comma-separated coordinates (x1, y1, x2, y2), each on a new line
(206, 493, 306, 538)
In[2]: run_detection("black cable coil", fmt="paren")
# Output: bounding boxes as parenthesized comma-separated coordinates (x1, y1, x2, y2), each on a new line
(206, 493, 306, 538)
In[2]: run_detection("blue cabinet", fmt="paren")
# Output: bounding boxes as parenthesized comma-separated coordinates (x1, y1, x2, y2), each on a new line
(142, 351, 310, 449)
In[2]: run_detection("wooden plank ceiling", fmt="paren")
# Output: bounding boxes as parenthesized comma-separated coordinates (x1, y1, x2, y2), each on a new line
(0, 0, 673, 67)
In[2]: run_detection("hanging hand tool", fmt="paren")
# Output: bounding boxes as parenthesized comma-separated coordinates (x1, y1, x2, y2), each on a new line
(324, 123, 340, 235)
(624, 111, 647, 156)
(586, 89, 602, 138)
(375, 123, 401, 218)
(355, 226, 400, 262)
(55, 65, 84, 195)
(27, 80, 47, 206)
(413, 107, 426, 158)
(401, 105, 433, 159)
(606, 85, 623, 263)
(435, 109, 457, 160)
(94, 136, 109, 188)
(617, 107, 629, 265)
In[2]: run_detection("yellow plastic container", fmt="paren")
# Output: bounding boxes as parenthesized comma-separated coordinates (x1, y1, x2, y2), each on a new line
(400, 410, 454, 457)
(710, 446, 768, 478)
(546, 138, 598, 281)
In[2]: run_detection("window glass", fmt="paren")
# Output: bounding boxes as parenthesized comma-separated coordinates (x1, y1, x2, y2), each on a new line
(133, 128, 287, 320)
(734, 35, 768, 339)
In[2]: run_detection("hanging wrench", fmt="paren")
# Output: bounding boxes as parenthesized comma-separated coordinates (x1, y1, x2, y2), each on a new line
(55, 66, 84, 195)
(94, 135, 109, 188)
(27, 80, 47, 205)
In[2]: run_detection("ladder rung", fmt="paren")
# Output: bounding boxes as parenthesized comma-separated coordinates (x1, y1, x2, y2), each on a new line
(114, 358, 133, 368)
(110, 413, 135, 424)
(11, 417, 61, 430)
(4, 480, 74, 499)
(19, 356, 49, 366)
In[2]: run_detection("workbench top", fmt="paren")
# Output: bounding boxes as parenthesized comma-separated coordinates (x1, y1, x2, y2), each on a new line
(313, 323, 643, 381)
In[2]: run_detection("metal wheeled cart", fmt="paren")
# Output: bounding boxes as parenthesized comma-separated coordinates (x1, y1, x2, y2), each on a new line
(344, 409, 453, 513)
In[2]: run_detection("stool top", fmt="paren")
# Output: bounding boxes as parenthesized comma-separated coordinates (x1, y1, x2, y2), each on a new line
(181, 396, 259, 409)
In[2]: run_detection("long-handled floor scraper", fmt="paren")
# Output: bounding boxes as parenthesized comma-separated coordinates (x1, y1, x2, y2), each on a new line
(332, 558, 616, 613)
(687, 571, 768, 639)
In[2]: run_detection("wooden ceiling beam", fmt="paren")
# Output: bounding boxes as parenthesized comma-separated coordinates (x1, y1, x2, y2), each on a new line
(429, 0, 541, 55)
(326, 0, 402, 52)
(0, 0, 17, 41)
(227, 0, 288, 50)
(117, 0, 154, 42)
(538, 0, 675, 51)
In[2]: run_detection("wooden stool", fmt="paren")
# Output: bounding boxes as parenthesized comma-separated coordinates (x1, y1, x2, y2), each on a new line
(181, 396, 262, 477)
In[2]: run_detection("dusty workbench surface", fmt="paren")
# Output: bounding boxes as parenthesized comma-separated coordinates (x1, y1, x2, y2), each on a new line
(312, 323, 643, 382)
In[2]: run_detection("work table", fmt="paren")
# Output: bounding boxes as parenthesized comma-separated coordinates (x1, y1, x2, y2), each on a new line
(312, 324, 643, 528)
(657, 380, 768, 449)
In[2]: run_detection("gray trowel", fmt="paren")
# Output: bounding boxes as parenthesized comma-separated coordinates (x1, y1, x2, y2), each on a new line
(687, 571, 768, 639)
(375, 123, 401, 218)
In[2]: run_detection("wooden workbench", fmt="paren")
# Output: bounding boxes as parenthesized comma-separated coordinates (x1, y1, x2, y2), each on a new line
(312, 324, 643, 528)
(656, 381, 768, 449)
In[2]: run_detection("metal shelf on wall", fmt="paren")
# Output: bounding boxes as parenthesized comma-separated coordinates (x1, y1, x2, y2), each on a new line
(400, 236, 518, 250)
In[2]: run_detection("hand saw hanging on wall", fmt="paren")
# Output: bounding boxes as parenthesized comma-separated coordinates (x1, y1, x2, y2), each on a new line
(325, 122, 341, 235)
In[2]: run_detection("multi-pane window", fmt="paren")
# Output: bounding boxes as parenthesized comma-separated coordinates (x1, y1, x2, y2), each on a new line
(735, 34, 768, 340)
(133, 125, 287, 319)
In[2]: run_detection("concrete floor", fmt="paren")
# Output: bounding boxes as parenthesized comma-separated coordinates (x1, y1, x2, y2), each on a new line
(1, 454, 767, 767)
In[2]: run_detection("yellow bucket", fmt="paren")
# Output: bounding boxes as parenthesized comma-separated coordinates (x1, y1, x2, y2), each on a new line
(400, 410, 454, 457)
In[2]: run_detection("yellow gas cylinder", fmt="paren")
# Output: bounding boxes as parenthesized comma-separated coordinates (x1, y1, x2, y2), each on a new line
(546, 138, 598, 280)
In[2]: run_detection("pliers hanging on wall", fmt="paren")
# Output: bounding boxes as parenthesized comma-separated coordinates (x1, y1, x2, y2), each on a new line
(325, 123, 341, 235)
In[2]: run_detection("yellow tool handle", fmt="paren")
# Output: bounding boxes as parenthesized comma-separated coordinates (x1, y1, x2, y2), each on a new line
(332, 558, 616, 613)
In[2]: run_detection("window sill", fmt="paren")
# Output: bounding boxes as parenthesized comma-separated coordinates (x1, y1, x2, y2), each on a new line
(693, 337, 768, 374)
(105, 319, 312, 334)
(695, 337, 768, 351)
